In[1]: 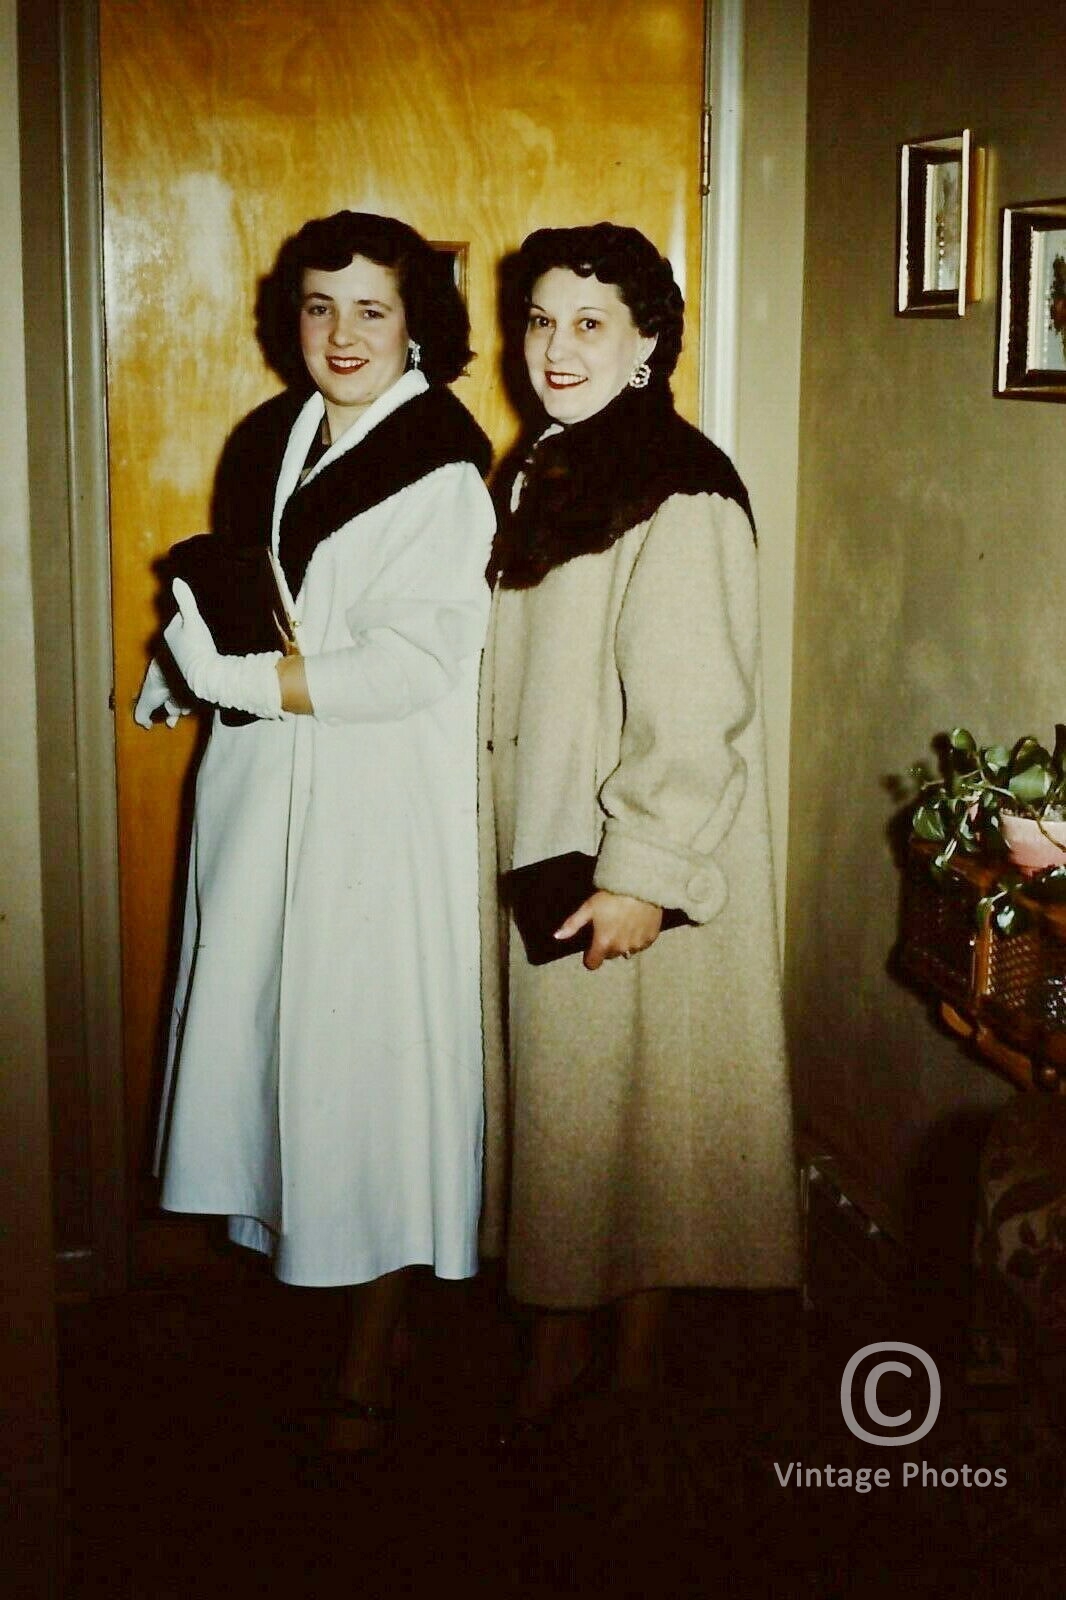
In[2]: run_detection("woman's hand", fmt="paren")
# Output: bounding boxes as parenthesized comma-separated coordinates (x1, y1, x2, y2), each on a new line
(555, 890, 663, 971)
(163, 578, 283, 719)
(133, 657, 190, 729)
(276, 652, 314, 715)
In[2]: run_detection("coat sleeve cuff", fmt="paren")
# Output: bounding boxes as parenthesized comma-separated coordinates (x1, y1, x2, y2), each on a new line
(593, 824, 727, 924)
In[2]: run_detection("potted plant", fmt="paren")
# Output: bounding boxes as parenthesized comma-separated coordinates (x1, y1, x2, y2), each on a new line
(910, 727, 1066, 933)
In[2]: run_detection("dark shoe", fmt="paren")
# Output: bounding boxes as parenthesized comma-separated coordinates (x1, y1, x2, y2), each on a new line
(324, 1394, 396, 1457)
(286, 1392, 396, 1470)
(495, 1350, 604, 1456)
(292, 1401, 396, 1490)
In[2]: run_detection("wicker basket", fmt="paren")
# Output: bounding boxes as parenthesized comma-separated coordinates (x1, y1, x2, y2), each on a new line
(900, 842, 1066, 1091)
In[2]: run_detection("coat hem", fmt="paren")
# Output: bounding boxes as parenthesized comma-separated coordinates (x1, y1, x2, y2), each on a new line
(504, 1262, 803, 1310)
(160, 1202, 479, 1288)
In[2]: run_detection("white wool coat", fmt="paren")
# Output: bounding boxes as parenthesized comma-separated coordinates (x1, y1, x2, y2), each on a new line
(156, 372, 495, 1287)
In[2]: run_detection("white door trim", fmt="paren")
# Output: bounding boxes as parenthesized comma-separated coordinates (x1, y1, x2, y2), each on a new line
(701, 0, 744, 457)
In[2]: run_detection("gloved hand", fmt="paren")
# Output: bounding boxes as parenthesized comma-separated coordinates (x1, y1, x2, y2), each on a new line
(133, 657, 190, 729)
(163, 578, 283, 719)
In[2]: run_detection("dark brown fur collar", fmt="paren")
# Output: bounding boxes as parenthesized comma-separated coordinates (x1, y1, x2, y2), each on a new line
(490, 383, 753, 590)
(207, 385, 492, 599)
(279, 386, 492, 597)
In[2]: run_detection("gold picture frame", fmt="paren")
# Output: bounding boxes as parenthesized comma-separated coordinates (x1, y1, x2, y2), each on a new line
(896, 130, 984, 317)
(995, 199, 1066, 401)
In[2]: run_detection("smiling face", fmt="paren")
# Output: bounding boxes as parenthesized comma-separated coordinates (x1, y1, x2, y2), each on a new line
(523, 267, 656, 426)
(299, 254, 410, 441)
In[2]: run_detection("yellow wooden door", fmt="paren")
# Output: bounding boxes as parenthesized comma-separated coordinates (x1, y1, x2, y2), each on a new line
(101, 0, 707, 1278)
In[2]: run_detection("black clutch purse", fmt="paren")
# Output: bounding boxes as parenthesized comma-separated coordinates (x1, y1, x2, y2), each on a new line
(157, 535, 296, 727)
(158, 534, 295, 657)
(502, 851, 691, 966)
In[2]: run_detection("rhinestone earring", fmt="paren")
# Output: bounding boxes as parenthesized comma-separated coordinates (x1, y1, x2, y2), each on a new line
(628, 360, 651, 389)
(408, 340, 422, 369)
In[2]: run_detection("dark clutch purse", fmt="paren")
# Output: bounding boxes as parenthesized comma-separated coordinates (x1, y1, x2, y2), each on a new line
(158, 534, 295, 656)
(157, 535, 297, 727)
(503, 851, 691, 966)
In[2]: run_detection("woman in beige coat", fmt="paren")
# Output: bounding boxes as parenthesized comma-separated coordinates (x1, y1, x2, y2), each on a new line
(480, 224, 799, 1427)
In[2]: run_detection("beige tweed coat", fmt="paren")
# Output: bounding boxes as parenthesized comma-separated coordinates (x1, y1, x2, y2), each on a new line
(478, 487, 800, 1308)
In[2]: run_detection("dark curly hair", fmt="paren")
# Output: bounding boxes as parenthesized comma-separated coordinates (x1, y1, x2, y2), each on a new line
(513, 223, 684, 381)
(256, 211, 474, 390)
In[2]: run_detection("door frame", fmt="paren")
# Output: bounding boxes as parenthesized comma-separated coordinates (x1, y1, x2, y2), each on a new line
(702, 0, 744, 457)
(5, 0, 63, 1583)
(24, 0, 126, 1296)
(51, 0, 746, 1292)
(63, 0, 128, 1293)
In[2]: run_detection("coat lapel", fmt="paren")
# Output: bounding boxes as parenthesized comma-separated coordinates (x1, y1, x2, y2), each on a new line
(274, 373, 491, 600)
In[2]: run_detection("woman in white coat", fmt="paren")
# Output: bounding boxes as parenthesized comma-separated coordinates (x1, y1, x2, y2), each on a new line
(135, 211, 494, 1451)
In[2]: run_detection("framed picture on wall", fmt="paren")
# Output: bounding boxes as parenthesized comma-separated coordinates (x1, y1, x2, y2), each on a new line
(896, 130, 984, 316)
(431, 242, 469, 300)
(995, 200, 1066, 400)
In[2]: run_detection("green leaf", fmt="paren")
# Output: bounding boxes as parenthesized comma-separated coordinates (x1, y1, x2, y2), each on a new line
(984, 745, 1010, 774)
(931, 839, 959, 878)
(950, 728, 977, 753)
(1008, 762, 1054, 805)
(912, 805, 947, 842)
(994, 900, 1030, 936)
(1010, 738, 1050, 773)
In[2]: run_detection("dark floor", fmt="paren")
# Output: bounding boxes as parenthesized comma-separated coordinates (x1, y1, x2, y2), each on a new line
(59, 1256, 1066, 1598)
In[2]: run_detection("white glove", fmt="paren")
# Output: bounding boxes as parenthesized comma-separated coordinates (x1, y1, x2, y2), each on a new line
(163, 578, 282, 719)
(133, 657, 190, 729)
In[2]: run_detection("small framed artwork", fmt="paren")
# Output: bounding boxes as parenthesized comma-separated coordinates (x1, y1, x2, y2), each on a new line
(896, 130, 984, 316)
(995, 200, 1066, 400)
(430, 242, 469, 300)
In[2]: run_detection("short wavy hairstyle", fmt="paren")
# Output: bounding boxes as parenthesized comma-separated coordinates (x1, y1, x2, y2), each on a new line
(513, 222, 684, 381)
(256, 210, 474, 389)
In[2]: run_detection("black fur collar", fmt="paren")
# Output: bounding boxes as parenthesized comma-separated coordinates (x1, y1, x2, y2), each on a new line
(209, 384, 491, 599)
(279, 386, 492, 597)
(490, 382, 753, 590)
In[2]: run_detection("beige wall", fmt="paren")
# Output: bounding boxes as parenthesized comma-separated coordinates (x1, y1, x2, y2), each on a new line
(1, 0, 61, 1586)
(786, 0, 1066, 1235)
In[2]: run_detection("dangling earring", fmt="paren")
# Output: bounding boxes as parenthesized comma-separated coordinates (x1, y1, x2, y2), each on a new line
(628, 360, 651, 389)
(408, 340, 422, 369)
